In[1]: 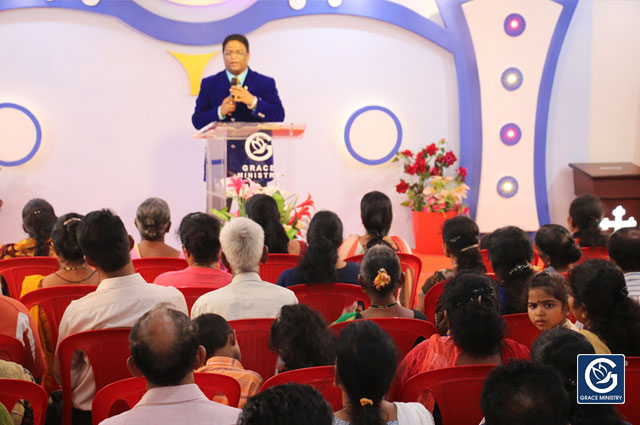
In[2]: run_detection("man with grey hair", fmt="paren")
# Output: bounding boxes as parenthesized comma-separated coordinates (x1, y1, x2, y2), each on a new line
(191, 217, 298, 320)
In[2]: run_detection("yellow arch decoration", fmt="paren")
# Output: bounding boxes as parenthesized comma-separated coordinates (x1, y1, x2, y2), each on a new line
(169, 51, 219, 95)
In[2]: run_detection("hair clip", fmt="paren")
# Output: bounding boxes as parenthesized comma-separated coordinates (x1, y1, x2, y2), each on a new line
(620, 286, 629, 298)
(507, 262, 531, 276)
(373, 268, 391, 290)
(359, 398, 373, 407)
(449, 235, 461, 243)
(63, 217, 82, 226)
(32, 210, 42, 215)
(460, 243, 479, 252)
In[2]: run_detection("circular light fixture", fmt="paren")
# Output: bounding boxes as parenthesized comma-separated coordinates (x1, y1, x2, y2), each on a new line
(504, 13, 526, 37)
(497, 176, 519, 198)
(344, 105, 402, 165)
(500, 123, 521, 146)
(0, 103, 42, 167)
(501, 67, 523, 91)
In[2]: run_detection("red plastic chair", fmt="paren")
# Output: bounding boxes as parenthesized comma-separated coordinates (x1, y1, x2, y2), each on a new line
(261, 366, 342, 410)
(397, 365, 496, 425)
(259, 254, 301, 283)
(228, 318, 277, 382)
(330, 318, 437, 360)
(0, 379, 49, 425)
(479, 249, 493, 273)
(618, 356, 640, 424)
(502, 313, 541, 349)
(20, 285, 97, 347)
(92, 372, 241, 423)
(343, 254, 364, 264)
(132, 257, 188, 283)
(0, 334, 25, 364)
(0, 257, 59, 299)
(57, 328, 132, 425)
(577, 246, 609, 263)
(423, 279, 447, 323)
(288, 283, 370, 324)
(174, 286, 220, 316)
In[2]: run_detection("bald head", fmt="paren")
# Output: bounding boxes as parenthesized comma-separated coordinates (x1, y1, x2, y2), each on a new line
(129, 304, 200, 386)
(609, 227, 640, 272)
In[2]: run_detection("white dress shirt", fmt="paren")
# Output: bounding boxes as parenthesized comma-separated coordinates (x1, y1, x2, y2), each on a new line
(626, 272, 640, 302)
(191, 272, 298, 321)
(54, 273, 188, 410)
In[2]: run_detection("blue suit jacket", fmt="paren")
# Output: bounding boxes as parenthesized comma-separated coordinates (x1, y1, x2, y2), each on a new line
(192, 68, 285, 129)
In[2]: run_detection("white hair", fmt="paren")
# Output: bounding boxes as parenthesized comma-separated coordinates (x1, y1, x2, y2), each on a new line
(220, 217, 265, 274)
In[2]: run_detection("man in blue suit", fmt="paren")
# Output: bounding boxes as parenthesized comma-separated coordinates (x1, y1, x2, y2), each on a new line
(192, 34, 285, 129)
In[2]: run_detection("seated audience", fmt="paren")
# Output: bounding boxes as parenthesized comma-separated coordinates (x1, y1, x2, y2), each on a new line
(480, 360, 569, 425)
(269, 304, 336, 373)
(334, 245, 427, 323)
(101, 305, 240, 425)
(131, 197, 182, 259)
(608, 226, 640, 301)
(194, 313, 262, 408)
(568, 259, 640, 355)
(277, 211, 360, 287)
(191, 217, 298, 320)
(527, 271, 577, 332)
(246, 194, 301, 255)
(568, 194, 609, 248)
(398, 272, 529, 400)
(53, 209, 187, 421)
(237, 383, 333, 425)
(20, 213, 100, 392)
(487, 226, 535, 314)
(0, 359, 37, 425)
(531, 328, 627, 425)
(334, 321, 434, 425)
(154, 212, 231, 288)
(338, 191, 411, 259)
(0, 198, 56, 259)
(534, 224, 581, 273)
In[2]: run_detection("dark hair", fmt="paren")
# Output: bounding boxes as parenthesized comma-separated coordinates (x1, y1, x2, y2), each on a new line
(22, 198, 57, 256)
(535, 224, 582, 269)
(193, 313, 232, 360)
(237, 383, 332, 425)
(77, 209, 130, 273)
(608, 227, 640, 272)
(269, 304, 336, 371)
(51, 213, 85, 263)
(135, 197, 171, 241)
(531, 328, 626, 425)
(529, 271, 569, 309)
(129, 305, 199, 386)
(360, 191, 393, 250)
(360, 245, 401, 297)
(488, 226, 535, 314)
(569, 194, 608, 248)
(223, 34, 249, 52)
(443, 272, 505, 357)
(298, 211, 343, 284)
(179, 212, 221, 264)
(569, 259, 640, 355)
(481, 360, 569, 425)
(442, 216, 485, 272)
(336, 321, 397, 425)
(246, 194, 289, 254)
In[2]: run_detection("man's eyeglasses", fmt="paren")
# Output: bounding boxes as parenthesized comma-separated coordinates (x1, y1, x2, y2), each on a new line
(224, 50, 247, 57)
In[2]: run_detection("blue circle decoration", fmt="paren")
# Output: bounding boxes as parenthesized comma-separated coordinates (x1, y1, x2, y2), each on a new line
(344, 105, 402, 165)
(497, 176, 519, 198)
(0, 103, 42, 167)
(504, 13, 526, 36)
(501, 67, 523, 91)
(500, 123, 522, 146)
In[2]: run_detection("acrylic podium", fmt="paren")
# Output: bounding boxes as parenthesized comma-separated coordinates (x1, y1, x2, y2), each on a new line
(193, 122, 306, 210)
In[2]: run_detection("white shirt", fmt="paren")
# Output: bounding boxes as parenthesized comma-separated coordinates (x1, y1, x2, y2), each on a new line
(54, 273, 188, 410)
(191, 272, 298, 321)
(626, 272, 640, 302)
(99, 383, 240, 425)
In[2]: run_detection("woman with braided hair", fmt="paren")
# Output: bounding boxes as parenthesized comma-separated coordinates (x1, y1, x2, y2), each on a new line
(1, 198, 57, 259)
(246, 194, 301, 255)
(568, 194, 609, 248)
(131, 197, 182, 259)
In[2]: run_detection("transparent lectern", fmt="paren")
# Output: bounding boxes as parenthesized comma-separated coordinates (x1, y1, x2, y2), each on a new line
(193, 122, 306, 211)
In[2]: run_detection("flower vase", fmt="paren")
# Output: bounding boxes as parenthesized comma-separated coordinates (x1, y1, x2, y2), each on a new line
(411, 210, 458, 255)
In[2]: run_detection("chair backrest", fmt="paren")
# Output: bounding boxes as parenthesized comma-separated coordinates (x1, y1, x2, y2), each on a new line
(423, 279, 447, 323)
(0, 334, 25, 365)
(343, 254, 364, 264)
(0, 379, 49, 425)
(618, 356, 640, 424)
(259, 254, 301, 284)
(502, 313, 541, 349)
(174, 286, 219, 316)
(92, 372, 241, 424)
(261, 365, 342, 410)
(479, 249, 493, 273)
(0, 257, 59, 298)
(19, 285, 97, 346)
(228, 318, 277, 382)
(132, 257, 188, 282)
(397, 364, 495, 425)
(330, 318, 437, 360)
(288, 283, 370, 324)
(58, 328, 132, 425)
(577, 246, 609, 263)
(397, 253, 422, 309)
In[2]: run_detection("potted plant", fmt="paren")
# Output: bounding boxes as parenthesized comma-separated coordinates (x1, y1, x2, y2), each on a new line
(393, 138, 469, 254)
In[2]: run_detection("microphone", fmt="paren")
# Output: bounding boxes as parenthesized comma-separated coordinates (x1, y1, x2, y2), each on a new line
(230, 77, 238, 87)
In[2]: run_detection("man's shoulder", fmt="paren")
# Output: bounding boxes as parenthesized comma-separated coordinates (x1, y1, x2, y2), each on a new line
(201, 70, 229, 86)
(247, 69, 276, 85)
